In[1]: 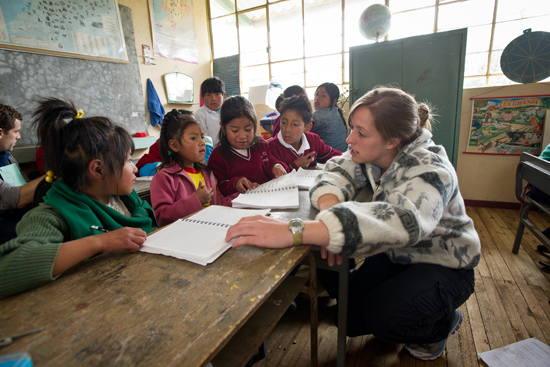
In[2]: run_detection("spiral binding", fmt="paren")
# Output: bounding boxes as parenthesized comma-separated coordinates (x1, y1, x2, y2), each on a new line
(242, 185, 298, 195)
(182, 218, 231, 227)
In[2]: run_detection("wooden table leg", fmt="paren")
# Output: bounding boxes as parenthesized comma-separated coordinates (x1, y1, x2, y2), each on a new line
(307, 251, 318, 367)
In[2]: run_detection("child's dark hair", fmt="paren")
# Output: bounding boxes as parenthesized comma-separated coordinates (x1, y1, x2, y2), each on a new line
(158, 109, 206, 172)
(201, 77, 225, 97)
(280, 95, 312, 125)
(275, 96, 284, 113)
(218, 96, 262, 165)
(283, 85, 306, 98)
(31, 97, 134, 193)
(316, 82, 347, 130)
(0, 103, 22, 132)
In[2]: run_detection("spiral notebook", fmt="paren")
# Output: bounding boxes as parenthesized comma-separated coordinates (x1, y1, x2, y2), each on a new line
(296, 167, 324, 189)
(231, 170, 299, 209)
(141, 205, 271, 265)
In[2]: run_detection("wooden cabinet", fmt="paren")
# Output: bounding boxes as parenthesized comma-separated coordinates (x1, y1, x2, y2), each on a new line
(350, 28, 467, 166)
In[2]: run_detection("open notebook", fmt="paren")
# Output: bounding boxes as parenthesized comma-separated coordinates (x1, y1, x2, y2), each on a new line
(296, 167, 324, 190)
(231, 170, 299, 209)
(141, 205, 271, 265)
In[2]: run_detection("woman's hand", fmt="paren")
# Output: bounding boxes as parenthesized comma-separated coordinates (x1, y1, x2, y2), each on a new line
(320, 246, 343, 267)
(196, 181, 214, 204)
(272, 164, 287, 178)
(226, 215, 294, 248)
(99, 227, 147, 253)
(236, 177, 256, 193)
(294, 151, 316, 169)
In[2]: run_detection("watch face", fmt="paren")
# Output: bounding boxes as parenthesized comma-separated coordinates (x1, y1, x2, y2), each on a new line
(289, 219, 305, 230)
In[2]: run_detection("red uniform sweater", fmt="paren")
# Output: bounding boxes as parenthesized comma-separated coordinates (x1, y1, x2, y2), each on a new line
(268, 132, 342, 170)
(207, 139, 285, 196)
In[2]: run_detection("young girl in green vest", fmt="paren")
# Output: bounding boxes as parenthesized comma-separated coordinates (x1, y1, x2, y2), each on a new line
(0, 98, 157, 298)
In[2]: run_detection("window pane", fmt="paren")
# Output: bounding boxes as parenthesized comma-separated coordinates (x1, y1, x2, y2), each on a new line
(492, 15, 550, 51)
(465, 25, 492, 54)
(344, 52, 349, 83)
(344, 0, 383, 50)
(488, 75, 518, 86)
(305, 54, 342, 87)
(239, 9, 268, 67)
(438, 0, 494, 30)
(489, 50, 503, 74)
(210, 0, 235, 18)
(304, 0, 342, 57)
(271, 59, 304, 88)
(387, 7, 434, 40)
(269, 0, 303, 62)
(241, 65, 269, 94)
(464, 52, 488, 77)
(390, 0, 435, 13)
(212, 16, 239, 58)
(496, 0, 550, 23)
(463, 77, 487, 89)
(237, 0, 266, 12)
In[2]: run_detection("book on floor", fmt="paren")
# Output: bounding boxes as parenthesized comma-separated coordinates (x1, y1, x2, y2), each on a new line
(140, 205, 271, 265)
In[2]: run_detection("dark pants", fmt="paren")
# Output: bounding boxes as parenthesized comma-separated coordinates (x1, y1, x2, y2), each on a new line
(318, 253, 475, 344)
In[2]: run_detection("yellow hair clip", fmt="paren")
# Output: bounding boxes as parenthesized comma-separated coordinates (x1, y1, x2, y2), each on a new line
(75, 109, 84, 119)
(45, 170, 57, 183)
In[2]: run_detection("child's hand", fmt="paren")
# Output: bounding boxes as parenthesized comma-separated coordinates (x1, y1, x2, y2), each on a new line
(294, 151, 316, 169)
(196, 181, 214, 204)
(272, 164, 287, 178)
(99, 227, 147, 253)
(236, 177, 255, 193)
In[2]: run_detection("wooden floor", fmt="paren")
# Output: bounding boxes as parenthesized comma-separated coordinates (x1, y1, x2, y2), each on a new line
(254, 207, 550, 367)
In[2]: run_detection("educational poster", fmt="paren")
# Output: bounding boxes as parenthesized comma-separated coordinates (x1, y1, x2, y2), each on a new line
(467, 96, 550, 155)
(149, 0, 198, 64)
(0, 0, 128, 62)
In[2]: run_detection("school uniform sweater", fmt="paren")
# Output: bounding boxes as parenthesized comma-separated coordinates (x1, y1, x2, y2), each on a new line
(151, 164, 236, 227)
(269, 131, 342, 171)
(0, 181, 156, 298)
(310, 128, 481, 270)
(207, 140, 284, 196)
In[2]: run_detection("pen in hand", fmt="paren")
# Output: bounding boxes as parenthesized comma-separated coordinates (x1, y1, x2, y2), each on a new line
(90, 225, 110, 233)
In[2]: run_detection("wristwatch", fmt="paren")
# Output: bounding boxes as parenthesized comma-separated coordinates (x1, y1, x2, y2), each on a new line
(288, 218, 305, 246)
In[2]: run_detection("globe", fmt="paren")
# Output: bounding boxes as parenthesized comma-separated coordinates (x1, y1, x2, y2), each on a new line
(359, 4, 392, 41)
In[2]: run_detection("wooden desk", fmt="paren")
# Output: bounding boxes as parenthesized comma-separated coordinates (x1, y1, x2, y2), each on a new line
(134, 179, 151, 205)
(0, 228, 315, 366)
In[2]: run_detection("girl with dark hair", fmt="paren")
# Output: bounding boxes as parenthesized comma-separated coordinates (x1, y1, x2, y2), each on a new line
(312, 82, 348, 152)
(207, 96, 287, 196)
(150, 109, 235, 227)
(0, 98, 157, 298)
(226, 86, 480, 361)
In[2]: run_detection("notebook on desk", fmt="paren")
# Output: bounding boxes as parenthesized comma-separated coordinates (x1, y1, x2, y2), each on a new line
(231, 170, 299, 209)
(296, 167, 323, 190)
(141, 205, 271, 265)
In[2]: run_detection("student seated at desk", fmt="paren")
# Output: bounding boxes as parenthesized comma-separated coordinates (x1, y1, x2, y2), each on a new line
(207, 96, 287, 196)
(269, 95, 341, 170)
(0, 104, 45, 243)
(151, 109, 235, 227)
(226, 87, 481, 361)
(0, 98, 157, 299)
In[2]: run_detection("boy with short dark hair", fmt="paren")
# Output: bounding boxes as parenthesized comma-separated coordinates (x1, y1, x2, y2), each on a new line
(269, 95, 342, 170)
(195, 77, 226, 147)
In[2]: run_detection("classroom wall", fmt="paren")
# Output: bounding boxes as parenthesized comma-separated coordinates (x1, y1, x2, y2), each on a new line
(456, 81, 550, 204)
(117, 0, 212, 140)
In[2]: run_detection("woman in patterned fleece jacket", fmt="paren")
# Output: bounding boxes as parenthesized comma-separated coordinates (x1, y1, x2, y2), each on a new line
(226, 87, 481, 361)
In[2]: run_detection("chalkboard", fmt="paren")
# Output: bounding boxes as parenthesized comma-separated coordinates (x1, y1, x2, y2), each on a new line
(213, 54, 240, 97)
(0, 5, 146, 147)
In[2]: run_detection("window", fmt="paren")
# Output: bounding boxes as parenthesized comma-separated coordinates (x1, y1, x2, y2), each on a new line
(207, 0, 550, 96)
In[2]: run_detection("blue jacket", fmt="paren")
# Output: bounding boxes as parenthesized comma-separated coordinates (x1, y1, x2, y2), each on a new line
(311, 107, 348, 152)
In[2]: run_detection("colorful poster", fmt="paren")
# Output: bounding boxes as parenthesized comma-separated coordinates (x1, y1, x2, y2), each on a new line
(149, 0, 198, 64)
(467, 96, 550, 155)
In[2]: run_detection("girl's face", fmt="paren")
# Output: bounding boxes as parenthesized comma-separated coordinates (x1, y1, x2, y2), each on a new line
(114, 153, 138, 196)
(346, 106, 399, 170)
(280, 109, 311, 150)
(170, 124, 206, 168)
(314, 87, 335, 110)
(223, 116, 255, 150)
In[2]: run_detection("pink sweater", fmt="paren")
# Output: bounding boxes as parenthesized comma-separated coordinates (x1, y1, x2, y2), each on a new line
(151, 164, 236, 227)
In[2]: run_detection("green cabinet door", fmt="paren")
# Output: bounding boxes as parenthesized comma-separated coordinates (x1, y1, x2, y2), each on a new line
(350, 28, 467, 166)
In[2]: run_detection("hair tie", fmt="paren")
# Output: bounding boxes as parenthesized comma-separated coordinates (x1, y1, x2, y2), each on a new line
(75, 109, 84, 119)
(45, 170, 58, 183)
(168, 151, 172, 156)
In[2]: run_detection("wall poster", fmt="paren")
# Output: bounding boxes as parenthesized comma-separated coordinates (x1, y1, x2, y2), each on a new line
(467, 96, 550, 155)
(148, 0, 198, 64)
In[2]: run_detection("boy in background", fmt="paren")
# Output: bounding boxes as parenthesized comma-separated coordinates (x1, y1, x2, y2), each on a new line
(269, 95, 341, 170)
(195, 77, 226, 147)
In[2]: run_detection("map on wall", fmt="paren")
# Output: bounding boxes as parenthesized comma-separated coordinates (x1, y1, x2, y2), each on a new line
(467, 96, 550, 155)
(0, 0, 128, 62)
(149, 0, 198, 64)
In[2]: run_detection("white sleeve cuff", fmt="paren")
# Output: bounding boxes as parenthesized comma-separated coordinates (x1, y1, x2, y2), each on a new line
(310, 185, 345, 210)
(317, 209, 345, 255)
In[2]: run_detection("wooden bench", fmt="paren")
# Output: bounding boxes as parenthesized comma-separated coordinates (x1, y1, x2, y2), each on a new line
(513, 152, 550, 254)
